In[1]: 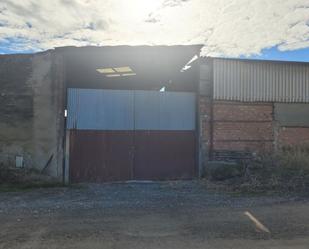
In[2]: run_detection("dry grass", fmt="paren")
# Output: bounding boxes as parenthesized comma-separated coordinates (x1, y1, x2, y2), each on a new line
(239, 145, 309, 193)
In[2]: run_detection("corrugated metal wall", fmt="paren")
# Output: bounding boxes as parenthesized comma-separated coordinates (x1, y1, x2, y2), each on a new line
(212, 58, 309, 103)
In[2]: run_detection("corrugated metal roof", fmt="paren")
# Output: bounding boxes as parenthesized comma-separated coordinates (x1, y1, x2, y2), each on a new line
(211, 58, 309, 103)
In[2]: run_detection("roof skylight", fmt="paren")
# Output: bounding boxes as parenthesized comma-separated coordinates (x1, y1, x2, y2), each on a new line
(96, 66, 136, 77)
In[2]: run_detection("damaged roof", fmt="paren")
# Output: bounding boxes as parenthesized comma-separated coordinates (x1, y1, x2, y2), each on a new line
(57, 45, 202, 92)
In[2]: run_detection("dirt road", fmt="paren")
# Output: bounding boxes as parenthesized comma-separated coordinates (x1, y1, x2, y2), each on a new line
(0, 181, 309, 249)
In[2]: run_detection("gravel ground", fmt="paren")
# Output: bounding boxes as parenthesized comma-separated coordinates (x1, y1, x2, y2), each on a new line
(0, 180, 309, 249)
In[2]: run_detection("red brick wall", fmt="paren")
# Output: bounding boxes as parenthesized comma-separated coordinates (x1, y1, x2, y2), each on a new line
(214, 122, 273, 141)
(199, 99, 309, 161)
(213, 141, 273, 152)
(214, 101, 273, 122)
(277, 127, 309, 147)
(213, 101, 274, 153)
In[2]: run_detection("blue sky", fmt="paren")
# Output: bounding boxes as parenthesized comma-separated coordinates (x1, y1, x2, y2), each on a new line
(249, 47, 309, 62)
(0, 0, 309, 62)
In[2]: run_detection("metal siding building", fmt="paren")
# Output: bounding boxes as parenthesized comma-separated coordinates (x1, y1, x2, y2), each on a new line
(212, 58, 309, 103)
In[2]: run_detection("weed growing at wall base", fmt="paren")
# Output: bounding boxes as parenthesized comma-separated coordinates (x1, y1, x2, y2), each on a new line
(206, 145, 309, 194)
(240, 145, 309, 193)
(0, 163, 62, 191)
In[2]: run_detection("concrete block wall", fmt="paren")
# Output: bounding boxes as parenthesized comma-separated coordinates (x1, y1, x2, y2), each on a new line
(198, 96, 212, 173)
(198, 60, 213, 174)
(0, 51, 65, 179)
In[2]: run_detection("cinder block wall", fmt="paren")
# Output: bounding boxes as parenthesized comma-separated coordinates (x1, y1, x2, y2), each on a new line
(0, 51, 65, 179)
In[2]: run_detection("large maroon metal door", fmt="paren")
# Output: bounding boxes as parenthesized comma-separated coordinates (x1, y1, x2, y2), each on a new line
(67, 89, 196, 183)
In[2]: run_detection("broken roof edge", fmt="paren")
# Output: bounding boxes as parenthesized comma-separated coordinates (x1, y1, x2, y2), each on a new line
(54, 44, 204, 51)
(54, 45, 203, 60)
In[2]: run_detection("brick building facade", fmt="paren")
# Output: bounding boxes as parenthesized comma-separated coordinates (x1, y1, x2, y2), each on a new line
(199, 57, 309, 166)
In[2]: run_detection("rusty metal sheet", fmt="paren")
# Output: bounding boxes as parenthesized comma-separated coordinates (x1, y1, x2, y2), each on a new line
(69, 130, 134, 183)
(133, 131, 196, 180)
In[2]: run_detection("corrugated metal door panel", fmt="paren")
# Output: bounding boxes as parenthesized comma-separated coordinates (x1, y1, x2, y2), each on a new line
(67, 88, 134, 130)
(134, 91, 160, 130)
(133, 91, 196, 180)
(134, 131, 196, 180)
(134, 90, 196, 130)
(159, 92, 196, 130)
(69, 130, 134, 183)
(68, 89, 195, 131)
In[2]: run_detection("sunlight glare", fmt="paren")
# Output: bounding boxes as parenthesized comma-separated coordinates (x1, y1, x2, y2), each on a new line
(125, 0, 163, 19)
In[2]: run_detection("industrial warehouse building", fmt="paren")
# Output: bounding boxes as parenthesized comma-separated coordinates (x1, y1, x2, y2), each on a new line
(0, 45, 309, 183)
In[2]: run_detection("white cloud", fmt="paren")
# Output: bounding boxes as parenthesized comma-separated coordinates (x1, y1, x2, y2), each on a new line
(0, 0, 308, 56)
